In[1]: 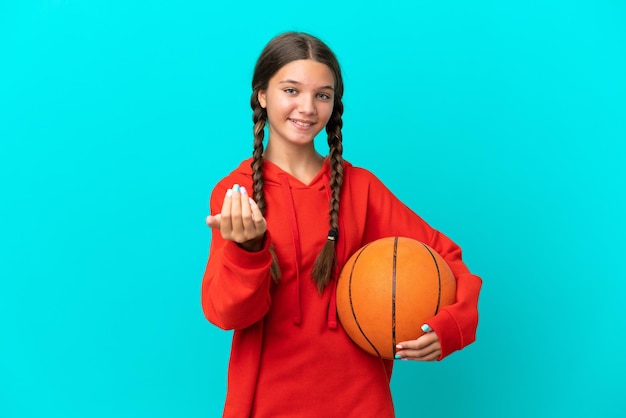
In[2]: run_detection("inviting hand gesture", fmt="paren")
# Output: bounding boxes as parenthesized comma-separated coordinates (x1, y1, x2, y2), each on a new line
(206, 184, 267, 251)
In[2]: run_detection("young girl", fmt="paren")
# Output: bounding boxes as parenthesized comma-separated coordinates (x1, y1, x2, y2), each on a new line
(202, 32, 482, 418)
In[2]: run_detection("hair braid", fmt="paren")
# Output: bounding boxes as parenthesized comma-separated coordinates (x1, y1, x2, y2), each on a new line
(251, 104, 267, 214)
(251, 93, 281, 281)
(311, 101, 344, 293)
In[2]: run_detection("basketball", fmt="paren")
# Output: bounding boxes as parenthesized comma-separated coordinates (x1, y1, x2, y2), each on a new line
(336, 236, 456, 360)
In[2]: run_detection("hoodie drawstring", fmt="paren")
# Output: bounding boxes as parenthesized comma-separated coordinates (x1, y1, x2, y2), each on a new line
(278, 173, 303, 326)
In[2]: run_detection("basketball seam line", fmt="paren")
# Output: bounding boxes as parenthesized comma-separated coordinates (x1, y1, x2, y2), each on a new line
(348, 243, 382, 357)
(421, 243, 442, 315)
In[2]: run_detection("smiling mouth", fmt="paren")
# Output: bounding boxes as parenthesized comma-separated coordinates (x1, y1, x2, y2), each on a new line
(289, 118, 314, 127)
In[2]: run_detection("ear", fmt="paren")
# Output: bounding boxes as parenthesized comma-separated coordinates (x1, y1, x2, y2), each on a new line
(258, 90, 267, 108)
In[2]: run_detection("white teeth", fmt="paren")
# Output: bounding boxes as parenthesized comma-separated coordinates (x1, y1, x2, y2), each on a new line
(291, 119, 312, 127)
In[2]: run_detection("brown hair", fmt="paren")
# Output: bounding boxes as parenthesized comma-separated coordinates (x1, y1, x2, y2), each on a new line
(250, 32, 344, 293)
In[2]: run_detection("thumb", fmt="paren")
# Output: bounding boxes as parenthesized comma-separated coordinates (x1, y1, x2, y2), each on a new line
(206, 214, 221, 229)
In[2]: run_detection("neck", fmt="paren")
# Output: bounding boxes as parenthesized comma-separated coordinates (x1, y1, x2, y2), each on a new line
(264, 143, 325, 184)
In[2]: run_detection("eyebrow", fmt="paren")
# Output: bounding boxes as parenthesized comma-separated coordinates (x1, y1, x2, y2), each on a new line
(278, 80, 334, 90)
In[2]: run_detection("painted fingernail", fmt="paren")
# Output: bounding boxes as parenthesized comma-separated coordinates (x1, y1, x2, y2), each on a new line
(396, 344, 403, 349)
(402, 358, 409, 362)
(421, 324, 432, 333)
(226, 189, 233, 197)
(240, 186, 247, 195)
(248, 197, 255, 205)
(233, 184, 240, 193)
(394, 354, 402, 360)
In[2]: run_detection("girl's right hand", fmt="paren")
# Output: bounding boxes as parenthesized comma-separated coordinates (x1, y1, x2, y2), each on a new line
(206, 184, 267, 252)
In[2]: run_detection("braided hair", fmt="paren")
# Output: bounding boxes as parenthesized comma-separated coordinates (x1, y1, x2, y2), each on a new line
(250, 32, 345, 292)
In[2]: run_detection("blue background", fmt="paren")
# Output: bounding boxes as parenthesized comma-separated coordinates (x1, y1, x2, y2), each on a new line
(1, 1, 625, 417)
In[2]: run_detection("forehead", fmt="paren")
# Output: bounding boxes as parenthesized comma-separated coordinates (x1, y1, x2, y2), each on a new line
(271, 59, 335, 88)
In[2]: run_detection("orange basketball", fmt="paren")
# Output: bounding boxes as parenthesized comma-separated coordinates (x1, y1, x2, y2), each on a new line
(336, 236, 456, 360)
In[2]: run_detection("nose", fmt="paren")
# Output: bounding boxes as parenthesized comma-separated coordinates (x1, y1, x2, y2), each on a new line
(297, 94, 316, 115)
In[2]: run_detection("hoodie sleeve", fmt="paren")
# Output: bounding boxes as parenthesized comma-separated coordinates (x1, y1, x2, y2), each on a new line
(422, 230, 482, 359)
(201, 180, 274, 330)
(360, 170, 482, 360)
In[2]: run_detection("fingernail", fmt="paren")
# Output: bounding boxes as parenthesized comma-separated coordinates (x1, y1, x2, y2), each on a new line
(233, 184, 240, 193)
(394, 354, 402, 360)
(396, 344, 403, 349)
(248, 197, 255, 205)
(240, 186, 247, 195)
(402, 358, 409, 362)
(421, 324, 432, 333)
(226, 189, 233, 197)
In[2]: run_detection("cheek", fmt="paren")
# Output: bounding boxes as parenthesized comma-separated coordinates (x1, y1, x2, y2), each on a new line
(266, 96, 294, 116)
(322, 104, 335, 124)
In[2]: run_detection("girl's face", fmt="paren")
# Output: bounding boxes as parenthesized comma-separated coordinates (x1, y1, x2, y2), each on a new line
(258, 59, 335, 149)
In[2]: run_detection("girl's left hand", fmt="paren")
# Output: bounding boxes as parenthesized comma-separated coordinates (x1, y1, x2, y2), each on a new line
(395, 326, 441, 361)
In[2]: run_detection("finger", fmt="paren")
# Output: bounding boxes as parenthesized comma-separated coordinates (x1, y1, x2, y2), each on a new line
(229, 184, 244, 238)
(248, 197, 266, 228)
(220, 188, 233, 236)
(239, 186, 255, 234)
(410, 343, 441, 361)
(403, 347, 441, 361)
(397, 333, 437, 350)
(206, 214, 221, 229)
(395, 341, 441, 361)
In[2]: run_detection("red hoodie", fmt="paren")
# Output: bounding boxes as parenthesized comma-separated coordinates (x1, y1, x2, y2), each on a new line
(202, 158, 482, 418)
